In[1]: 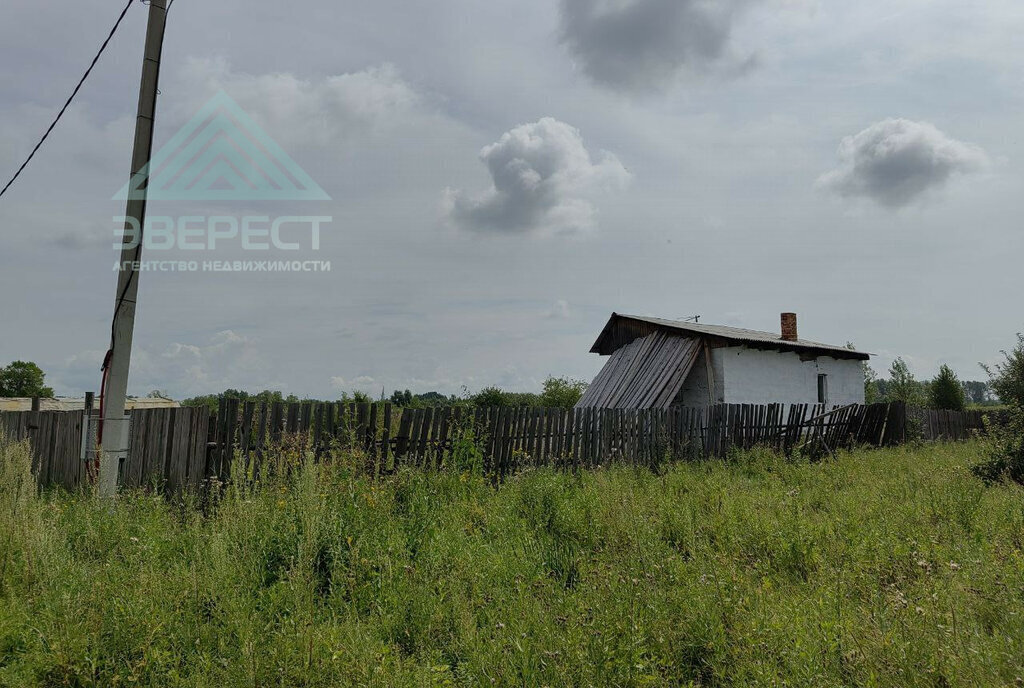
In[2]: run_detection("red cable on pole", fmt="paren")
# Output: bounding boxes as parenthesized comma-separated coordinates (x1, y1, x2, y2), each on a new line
(93, 349, 113, 482)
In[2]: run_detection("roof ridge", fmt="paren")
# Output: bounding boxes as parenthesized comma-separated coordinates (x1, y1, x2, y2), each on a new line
(601, 313, 871, 358)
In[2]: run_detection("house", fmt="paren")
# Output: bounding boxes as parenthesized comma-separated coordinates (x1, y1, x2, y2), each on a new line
(575, 312, 869, 409)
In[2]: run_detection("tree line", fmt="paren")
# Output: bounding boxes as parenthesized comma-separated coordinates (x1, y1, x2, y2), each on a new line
(4, 331, 1024, 415)
(863, 358, 995, 411)
(176, 376, 591, 413)
(861, 332, 1024, 411)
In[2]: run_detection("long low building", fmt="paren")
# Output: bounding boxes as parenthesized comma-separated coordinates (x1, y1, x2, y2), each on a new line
(0, 397, 180, 412)
(576, 312, 870, 410)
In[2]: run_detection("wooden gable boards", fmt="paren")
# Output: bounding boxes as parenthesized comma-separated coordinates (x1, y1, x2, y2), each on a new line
(576, 332, 700, 409)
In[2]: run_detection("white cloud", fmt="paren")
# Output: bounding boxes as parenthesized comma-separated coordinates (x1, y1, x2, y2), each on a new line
(442, 117, 630, 235)
(49, 331, 269, 399)
(544, 300, 572, 319)
(330, 375, 377, 391)
(817, 118, 990, 209)
(173, 58, 420, 149)
(131, 331, 269, 397)
(559, 0, 758, 92)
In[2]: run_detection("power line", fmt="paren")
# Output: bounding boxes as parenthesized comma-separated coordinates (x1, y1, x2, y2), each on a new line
(0, 0, 137, 200)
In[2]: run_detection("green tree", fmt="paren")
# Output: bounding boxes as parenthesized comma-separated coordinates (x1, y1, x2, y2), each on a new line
(182, 389, 288, 414)
(348, 391, 371, 405)
(982, 333, 1024, 407)
(929, 365, 966, 411)
(863, 364, 880, 404)
(847, 343, 880, 404)
(886, 358, 926, 406)
(416, 391, 458, 406)
(0, 361, 54, 398)
(874, 378, 890, 400)
(466, 386, 540, 407)
(538, 376, 588, 409)
(960, 381, 991, 406)
(390, 389, 414, 406)
(504, 392, 541, 407)
(470, 387, 508, 407)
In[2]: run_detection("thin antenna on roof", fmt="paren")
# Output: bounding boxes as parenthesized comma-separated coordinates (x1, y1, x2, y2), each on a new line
(681, 315, 701, 323)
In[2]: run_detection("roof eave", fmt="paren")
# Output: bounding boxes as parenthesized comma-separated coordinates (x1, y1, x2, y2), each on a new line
(588, 312, 620, 354)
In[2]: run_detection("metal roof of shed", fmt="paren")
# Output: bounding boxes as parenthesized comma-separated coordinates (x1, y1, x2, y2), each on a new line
(590, 313, 871, 361)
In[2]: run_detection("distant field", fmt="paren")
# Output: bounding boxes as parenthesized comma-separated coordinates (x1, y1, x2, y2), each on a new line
(967, 404, 1013, 413)
(1, 436, 1023, 686)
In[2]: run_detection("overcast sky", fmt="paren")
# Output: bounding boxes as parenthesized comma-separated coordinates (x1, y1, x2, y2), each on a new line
(1, 0, 1021, 399)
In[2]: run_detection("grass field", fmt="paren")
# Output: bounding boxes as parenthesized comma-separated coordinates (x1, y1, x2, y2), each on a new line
(2, 434, 1023, 687)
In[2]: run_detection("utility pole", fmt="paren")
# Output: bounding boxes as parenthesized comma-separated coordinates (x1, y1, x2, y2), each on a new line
(99, 0, 168, 497)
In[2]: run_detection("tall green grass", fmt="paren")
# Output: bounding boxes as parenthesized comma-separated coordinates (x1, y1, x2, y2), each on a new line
(1, 433, 1023, 686)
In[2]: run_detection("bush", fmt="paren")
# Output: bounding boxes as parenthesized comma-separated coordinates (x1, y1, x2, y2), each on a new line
(971, 406, 1024, 485)
(538, 376, 588, 409)
(983, 333, 1024, 407)
(467, 386, 540, 408)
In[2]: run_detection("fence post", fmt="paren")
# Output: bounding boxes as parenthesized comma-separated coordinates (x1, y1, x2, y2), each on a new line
(80, 392, 95, 466)
(26, 397, 41, 476)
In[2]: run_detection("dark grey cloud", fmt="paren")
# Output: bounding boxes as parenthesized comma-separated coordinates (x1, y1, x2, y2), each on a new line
(559, 0, 755, 92)
(818, 118, 990, 209)
(442, 117, 630, 234)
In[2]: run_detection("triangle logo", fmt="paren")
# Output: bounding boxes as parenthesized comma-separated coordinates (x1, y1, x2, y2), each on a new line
(113, 90, 330, 201)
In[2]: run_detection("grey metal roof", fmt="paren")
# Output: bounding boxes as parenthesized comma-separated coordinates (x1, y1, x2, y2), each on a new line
(590, 313, 871, 360)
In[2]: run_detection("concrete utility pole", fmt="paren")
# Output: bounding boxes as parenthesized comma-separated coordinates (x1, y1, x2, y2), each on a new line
(99, 0, 168, 497)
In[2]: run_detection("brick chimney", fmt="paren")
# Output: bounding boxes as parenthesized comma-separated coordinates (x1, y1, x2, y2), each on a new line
(781, 312, 798, 341)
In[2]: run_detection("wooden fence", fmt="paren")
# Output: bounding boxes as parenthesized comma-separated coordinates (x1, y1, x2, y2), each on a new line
(1, 406, 210, 492)
(1, 409, 87, 489)
(122, 407, 210, 492)
(201, 399, 910, 484)
(3, 400, 922, 491)
(5, 400, 1010, 492)
(912, 408, 1003, 441)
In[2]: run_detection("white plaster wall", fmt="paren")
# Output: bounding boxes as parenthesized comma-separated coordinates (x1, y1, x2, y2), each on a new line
(703, 346, 864, 406)
(677, 349, 726, 406)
